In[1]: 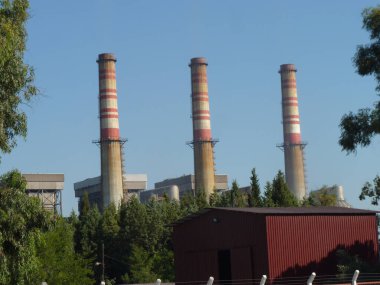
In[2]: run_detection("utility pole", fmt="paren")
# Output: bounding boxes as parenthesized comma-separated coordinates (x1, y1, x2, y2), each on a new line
(102, 243, 105, 283)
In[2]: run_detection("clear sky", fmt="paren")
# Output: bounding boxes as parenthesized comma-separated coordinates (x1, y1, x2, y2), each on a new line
(2, 0, 380, 216)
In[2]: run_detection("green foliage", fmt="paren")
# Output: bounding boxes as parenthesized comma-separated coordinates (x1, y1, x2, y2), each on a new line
(262, 181, 275, 207)
(36, 218, 93, 285)
(0, 169, 27, 190)
(123, 245, 157, 284)
(80, 192, 91, 216)
(248, 168, 262, 207)
(230, 180, 246, 207)
(359, 175, 380, 205)
(308, 188, 337, 206)
(339, 6, 380, 204)
(270, 171, 298, 207)
(0, 170, 50, 284)
(336, 249, 380, 277)
(0, 0, 38, 157)
(339, 6, 380, 153)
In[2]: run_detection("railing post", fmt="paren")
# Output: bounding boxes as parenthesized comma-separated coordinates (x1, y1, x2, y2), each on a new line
(155, 279, 162, 285)
(352, 270, 360, 285)
(260, 275, 267, 285)
(307, 272, 316, 285)
(207, 276, 214, 285)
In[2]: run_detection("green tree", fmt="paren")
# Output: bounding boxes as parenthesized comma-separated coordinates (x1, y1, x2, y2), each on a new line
(75, 205, 101, 260)
(271, 171, 298, 207)
(0, 0, 38, 157)
(0, 170, 50, 284)
(339, 6, 380, 204)
(308, 187, 337, 206)
(360, 175, 380, 205)
(230, 180, 246, 207)
(248, 168, 262, 207)
(263, 181, 275, 207)
(36, 218, 93, 285)
(122, 245, 157, 284)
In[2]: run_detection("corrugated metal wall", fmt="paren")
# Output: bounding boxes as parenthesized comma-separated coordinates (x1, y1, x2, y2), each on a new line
(266, 215, 379, 281)
(173, 209, 269, 283)
(173, 210, 378, 284)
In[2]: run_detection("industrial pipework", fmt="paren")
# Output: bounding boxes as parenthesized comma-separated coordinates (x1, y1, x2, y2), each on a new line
(188, 57, 217, 199)
(96, 53, 126, 209)
(278, 64, 307, 200)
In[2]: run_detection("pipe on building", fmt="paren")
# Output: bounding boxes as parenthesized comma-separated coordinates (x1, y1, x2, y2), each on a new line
(279, 64, 307, 200)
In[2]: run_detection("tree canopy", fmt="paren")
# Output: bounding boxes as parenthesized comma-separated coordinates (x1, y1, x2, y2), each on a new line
(339, 6, 380, 153)
(0, 0, 37, 158)
(339, 6, 380, 205)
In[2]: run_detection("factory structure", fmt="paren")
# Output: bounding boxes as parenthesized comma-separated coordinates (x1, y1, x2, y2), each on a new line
(277, 64, 307, 201)
(74, 54, 227, 210)
(74, 54, 352, 210)
(23, 173, 64, 215)
(188, 58, 218, 199)
(94, 53, 126, 209)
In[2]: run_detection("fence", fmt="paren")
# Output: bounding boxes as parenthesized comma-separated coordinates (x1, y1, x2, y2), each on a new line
(122, 270, 380, 285)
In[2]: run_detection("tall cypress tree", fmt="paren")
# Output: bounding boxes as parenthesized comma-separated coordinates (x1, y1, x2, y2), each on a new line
(248, 168, 262, 207)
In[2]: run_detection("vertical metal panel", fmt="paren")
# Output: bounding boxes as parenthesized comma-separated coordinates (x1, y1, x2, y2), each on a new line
(173, 209, 268, 283)
(266, 215, 379, 281)
(231, 247, 253, 280)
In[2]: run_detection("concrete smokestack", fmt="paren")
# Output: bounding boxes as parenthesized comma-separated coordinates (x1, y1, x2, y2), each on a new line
(279, 64, 307, 200)
(189, 57, 216, 199)
(97, 53, 124, 208)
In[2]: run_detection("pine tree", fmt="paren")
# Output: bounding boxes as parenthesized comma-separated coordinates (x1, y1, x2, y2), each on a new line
(248, 168, 262, 207)
(271, 171, 298, 207)
(230, 180, 246, 207)
(263, 181, 275, 207)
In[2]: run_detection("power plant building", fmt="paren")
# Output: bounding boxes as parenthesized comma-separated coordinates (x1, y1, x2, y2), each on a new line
(23, 173, 64, 215)
(140, 174, 228, 203)
(74, 174, 147, 210)
(188, 58, 218, 199)
(310, 185, 351, 208)
(278, 64, 307, 200)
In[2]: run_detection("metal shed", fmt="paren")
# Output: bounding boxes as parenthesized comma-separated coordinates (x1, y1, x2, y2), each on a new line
(172, 207, 379, 284)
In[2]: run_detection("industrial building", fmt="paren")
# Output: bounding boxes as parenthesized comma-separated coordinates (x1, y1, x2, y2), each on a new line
(74, 174, 147, 210)
(23, 173, 64, 215)
(188, 58, 218, 200)
(310, 185, 351, 208)
(173, 207, 379, 283)
(278, 64, 307, 201)
(139, 174, 228, 203)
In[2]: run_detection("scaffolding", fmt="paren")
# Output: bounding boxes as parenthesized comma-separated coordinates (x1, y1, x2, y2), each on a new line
(26, 188, 63, 216)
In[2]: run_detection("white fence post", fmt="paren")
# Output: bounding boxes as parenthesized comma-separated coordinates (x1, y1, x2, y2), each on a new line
(352, 270, 360, 285)
(307, 272, 316, 285)
(206, 276, 214, 285)
(260, 275, 267, 285)
(155, 279, 161, 285)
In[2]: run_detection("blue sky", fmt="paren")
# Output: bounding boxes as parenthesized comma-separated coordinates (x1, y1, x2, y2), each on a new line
(2, 0, 380, 215)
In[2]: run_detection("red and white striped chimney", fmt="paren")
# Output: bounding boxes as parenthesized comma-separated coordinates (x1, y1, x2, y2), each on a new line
(97, 53, 124, 208)
(189, 57, 216, 198)
(279, 64, 306, 200)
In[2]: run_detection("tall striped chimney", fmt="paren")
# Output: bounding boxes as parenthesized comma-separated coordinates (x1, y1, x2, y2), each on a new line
(279, 64, 307, 200)
(189, 57, 216, 199)
(97, 53, 124, 208)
